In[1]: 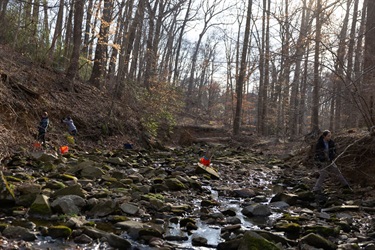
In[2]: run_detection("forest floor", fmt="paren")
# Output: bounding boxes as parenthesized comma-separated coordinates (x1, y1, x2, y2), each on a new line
(1, 43, 375, 188)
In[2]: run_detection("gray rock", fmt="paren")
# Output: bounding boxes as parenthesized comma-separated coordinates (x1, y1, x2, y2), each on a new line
(120, 202, 139, 215)
(74, 234, 93, 244)
(242, 203, 271, 217)
(29, 194, 52, 217)
(87, 198, 116, 217)
(51, 195, 86, 214)
(2, 225, 37, 241)
(300, 233, 336, 250)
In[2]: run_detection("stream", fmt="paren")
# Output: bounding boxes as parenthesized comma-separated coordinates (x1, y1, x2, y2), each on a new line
(1, 146, 374, 250)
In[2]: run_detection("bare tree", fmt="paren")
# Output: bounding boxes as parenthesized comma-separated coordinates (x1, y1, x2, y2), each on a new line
(185, 0, 233, 112)
(311, 0, 322, 133)
(233, 0, 252, 135)
(89, 0, 114, 88)
(331, 0, 351, 131)
(289, 0, 313, 138)
(47, 0, 64, 66)
(66, 0, 84, 82)
(363, 0, 375, 126)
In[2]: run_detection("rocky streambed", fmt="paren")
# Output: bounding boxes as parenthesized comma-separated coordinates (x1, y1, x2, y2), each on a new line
(1, 144, 375, 250)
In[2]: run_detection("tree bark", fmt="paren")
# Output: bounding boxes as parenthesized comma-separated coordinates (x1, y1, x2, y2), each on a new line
(311, 0, 321, 133)
(89, 0, 113, 88)
(66, 0, 84, 82)
(233, 0, 252, 135)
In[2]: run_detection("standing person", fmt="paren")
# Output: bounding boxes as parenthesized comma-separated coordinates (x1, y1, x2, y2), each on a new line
(313, 130, 350, 193)
(62, 116, 77, 136)
(37, 111, 49, 147)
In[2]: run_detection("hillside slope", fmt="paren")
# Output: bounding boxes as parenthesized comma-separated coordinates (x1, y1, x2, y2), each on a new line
(0, 44, 139, 157)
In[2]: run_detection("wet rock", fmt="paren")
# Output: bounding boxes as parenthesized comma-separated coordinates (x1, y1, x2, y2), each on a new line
(221, 224, 242, 233)
(201, 199, 219, 207)
(180, 218, 196, 227)
(139, 226, 164, 239)
(225, 217, 241, 225)
(242, 203, 271, 217)
(106, 232, 132, 249)
(217, 238, 242, 250)
(221, 208, 237, 216)
(164, 235, 188, 241)
(233, 188, 257, 198)
(192, 236, 208, 247)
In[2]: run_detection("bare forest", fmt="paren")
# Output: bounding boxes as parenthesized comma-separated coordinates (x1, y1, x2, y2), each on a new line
(0, 0, 374, 138)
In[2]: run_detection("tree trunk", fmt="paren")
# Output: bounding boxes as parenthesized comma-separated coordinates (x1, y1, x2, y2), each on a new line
(311, 0, 321, 133)
(234, 0, 252, 135)
(289, 0, 312, 138)
(345, 0, 359, 127)
(257, 0, 267, 135)
(363, 0, 375, 127)
(173, 0, 192, 86)
(66, 0, 84, 82)
(89, 0, 113, 88)
(332, 0, 350, 131)
(47, 0, 64, 66)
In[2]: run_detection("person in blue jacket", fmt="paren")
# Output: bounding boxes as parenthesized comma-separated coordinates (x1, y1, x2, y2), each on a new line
(313, 130, 350, 193)
(62, 116, 77, 136)
(37, 111, 49, 147)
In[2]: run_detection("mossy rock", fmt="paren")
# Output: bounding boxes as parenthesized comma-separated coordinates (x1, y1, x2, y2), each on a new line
(48, 225, 72, 238)
(29, 195, 52, 217)
(0, 223, 9, 232)
(281, 214, 302, 222)
(238, 231, 281, 250)
(274, 222, 301, 233)
(164, 178, 186, 191)
(304, 225, 339, 237)
(108, 215, 129, 222)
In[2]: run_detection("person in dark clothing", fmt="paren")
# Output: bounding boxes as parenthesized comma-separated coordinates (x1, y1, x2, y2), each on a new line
(37, 111, 49, 147)
(313, 130, 350, 193)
